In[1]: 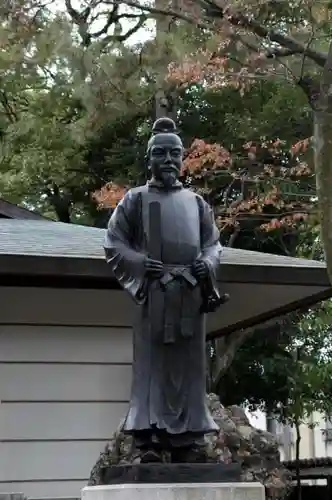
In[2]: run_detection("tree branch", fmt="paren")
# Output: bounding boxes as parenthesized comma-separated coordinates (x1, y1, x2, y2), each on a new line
(90, 3, 119, 38)
(117, 14, 147, 42)
(65, 0, 148, 47)
(0, 90, 18, 123)
(266, 48, 301, 58)
(111, 0, 210, 30)
(298, 75, 321, 108)
(227, 227, 240, 247)
(212, 329, 253, 390)
(117, 0, 327, 67)
(224, 11, 327, 67)
(65, 0, 91, 46)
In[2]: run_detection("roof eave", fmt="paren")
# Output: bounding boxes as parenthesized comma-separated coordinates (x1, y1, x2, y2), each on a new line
(0, 253, 329, 287)
(207, 287, 332, 340)
(0, 253, 331, 341)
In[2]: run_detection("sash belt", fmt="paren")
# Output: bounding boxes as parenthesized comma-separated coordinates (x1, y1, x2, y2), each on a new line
(159, 265, 198, 344)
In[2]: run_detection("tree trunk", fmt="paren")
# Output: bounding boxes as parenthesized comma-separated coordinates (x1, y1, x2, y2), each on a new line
(211, 329, 254, 391)
(154, 0, 177, 120)
(295, 419, 302, 500)
(45, 185, 72, 223)
(314, 41, 332, 284)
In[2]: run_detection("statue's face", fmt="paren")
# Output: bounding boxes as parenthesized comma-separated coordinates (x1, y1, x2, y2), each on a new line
(149, 133, 183, 188)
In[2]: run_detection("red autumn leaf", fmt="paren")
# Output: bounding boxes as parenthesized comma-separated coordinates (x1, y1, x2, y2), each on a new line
(291, 137, 313, 156)
(91, 182, 127, 210)
(183, 138, 232, 175)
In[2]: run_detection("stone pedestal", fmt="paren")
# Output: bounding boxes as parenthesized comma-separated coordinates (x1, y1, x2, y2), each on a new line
(83, 463, 265, 500)
(99, 463, 243, 485)
(82, 482, 265, 500)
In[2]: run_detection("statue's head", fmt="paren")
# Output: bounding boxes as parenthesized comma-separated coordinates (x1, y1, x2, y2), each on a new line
(146, 117, 183, 189)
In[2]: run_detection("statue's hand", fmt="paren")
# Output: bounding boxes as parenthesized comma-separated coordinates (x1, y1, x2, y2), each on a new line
(144, 257, 164, 277)
(192, 259, 209, 280)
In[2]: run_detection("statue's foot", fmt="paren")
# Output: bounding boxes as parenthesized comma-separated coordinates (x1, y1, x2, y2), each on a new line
(134, 449, 163, 464)
(171, 446, 208, 464)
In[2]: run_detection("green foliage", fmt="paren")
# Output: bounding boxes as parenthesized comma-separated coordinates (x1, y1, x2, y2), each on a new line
(178, 81, 312, 148)
(0, 3, 155, 222)
(218, 301, 332, 422)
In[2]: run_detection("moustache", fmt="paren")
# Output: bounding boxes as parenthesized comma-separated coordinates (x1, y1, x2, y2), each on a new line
(160, 165, 177, 171)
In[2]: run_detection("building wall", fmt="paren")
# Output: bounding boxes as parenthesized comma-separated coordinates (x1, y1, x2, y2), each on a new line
(0, 286, 133, 498)
(269, 412, 332, 461)
(300, 412, 332, 459)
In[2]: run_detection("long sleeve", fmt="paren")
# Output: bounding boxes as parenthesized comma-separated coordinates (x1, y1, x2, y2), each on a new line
(104, 190, 147, 304)
(197, 195, 223, 312)
(198, 196, 222, 274)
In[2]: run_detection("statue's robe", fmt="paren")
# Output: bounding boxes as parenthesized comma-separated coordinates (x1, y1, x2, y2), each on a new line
(104, 180, 222, 440)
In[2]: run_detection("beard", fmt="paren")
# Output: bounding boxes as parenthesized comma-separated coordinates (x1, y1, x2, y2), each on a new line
(160, 170, 177, 189)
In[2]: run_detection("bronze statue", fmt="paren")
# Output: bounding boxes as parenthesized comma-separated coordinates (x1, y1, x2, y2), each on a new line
(104, 118, 223, 464)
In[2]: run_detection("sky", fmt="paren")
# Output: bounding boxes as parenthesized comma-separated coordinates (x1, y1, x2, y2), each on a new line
(247, 410, 266, 430)
(52, 0, 155, 45)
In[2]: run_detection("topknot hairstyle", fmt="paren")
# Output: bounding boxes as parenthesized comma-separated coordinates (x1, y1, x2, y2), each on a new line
(147, 117, 181, 154)
(151, 117, 179, 136)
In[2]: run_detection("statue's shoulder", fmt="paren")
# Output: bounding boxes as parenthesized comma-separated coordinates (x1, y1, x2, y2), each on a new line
(190, 191, 212, 219)
(191, 191, 204, 202)
(179, 189, 208, 219)
(126, 185, 146, 196)
(129, 185, 148, 195)
(186, 190, 205, 206)
(122, 185, 147, 205)
(181, 187, 200, 200)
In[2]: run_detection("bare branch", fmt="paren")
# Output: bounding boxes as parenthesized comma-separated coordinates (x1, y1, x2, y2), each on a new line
(90, 3, 119, 38)
(65, 0, 148, 47)
(64, 0, 81, 23)
(109, 0, 211, 30)
(118, 14, 147, 41)
(98, 13, 147, 47)
(65, 0, 91, 46)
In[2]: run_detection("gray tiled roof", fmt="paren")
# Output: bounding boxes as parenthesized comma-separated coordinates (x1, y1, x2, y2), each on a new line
(0, 219, 103, 260)
(0, 219, 325, 269)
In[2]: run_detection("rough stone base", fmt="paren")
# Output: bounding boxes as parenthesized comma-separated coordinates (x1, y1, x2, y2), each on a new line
(82, 482, 265, 500)
(88, 397, 291, 500)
